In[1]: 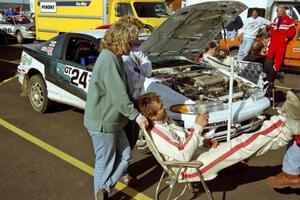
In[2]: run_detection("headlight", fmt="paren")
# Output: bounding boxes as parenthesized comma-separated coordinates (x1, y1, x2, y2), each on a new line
(170, 101, 228, 114)
(27, 26, 35, 31)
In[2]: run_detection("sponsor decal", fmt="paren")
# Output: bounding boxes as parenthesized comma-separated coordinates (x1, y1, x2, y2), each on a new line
(38, 1, 91, 7)
(41, 41, 57, 56)
(40, 2, 57, 13)
(49, 40, 57, 47)
(21, 54, 33, 66)
(41, 46, 54, 56)
(207, 120, 228, 127)
(63, 65, 91, 90)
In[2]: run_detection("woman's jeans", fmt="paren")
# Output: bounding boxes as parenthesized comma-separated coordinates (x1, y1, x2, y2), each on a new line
(88, 130, 131, 195)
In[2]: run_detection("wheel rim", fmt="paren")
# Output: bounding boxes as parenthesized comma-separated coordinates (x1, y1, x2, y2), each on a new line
(17, 33, 22, 43)
(30, 80, 45, 108)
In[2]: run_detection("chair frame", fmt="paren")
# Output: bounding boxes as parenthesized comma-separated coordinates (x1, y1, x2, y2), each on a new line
(142, 128, 214, 200)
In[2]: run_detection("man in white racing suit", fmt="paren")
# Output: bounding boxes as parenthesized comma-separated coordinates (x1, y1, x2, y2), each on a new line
(136, 91, 300, 182)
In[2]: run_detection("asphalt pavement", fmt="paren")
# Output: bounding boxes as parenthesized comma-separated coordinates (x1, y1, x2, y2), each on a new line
(0, 43, 299, 200)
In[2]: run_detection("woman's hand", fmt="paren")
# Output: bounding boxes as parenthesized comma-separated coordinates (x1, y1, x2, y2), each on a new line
(136, 114, 149, 129)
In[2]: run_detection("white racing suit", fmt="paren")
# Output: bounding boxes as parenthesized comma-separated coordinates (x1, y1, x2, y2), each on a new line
(151, 115, 300, 181)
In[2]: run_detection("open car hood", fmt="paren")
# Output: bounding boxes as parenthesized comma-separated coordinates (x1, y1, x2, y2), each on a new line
(141, 1, 247, 56)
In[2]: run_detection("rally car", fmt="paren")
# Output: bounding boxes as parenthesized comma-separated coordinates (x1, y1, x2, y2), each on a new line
(17, 1, 270, 147)
(0, 15, 35, 44)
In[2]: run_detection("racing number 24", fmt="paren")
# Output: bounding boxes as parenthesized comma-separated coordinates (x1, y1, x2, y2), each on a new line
(64, 66, 89, 89)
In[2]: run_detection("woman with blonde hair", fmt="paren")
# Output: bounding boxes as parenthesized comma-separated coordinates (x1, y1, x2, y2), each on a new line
(84, 22, 147, 200)
(117, 16, 152, 186)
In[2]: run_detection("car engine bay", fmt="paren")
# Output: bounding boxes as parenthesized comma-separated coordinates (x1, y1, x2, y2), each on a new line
(152, 64, 254, 102)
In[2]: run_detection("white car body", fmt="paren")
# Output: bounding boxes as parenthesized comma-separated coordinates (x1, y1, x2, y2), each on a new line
(0, 15, 35, 43)
(18, 1, 270, 141)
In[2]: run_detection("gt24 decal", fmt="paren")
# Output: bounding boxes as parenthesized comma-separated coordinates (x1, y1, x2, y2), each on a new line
(64, 65, 91, 90)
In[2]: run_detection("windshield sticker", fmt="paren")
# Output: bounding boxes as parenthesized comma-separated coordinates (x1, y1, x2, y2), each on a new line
(63, 65, 91, 90)
(41, 46, 54, 56)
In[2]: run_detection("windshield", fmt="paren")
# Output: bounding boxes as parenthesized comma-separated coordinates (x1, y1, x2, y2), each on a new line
(14, 16, 32, 24)
(134, 3, 171, 18)
(295, 5, 300, 13)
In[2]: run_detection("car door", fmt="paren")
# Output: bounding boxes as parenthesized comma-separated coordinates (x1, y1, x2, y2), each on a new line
(55, 34, 99, 101)
(0, 17, 15, 37)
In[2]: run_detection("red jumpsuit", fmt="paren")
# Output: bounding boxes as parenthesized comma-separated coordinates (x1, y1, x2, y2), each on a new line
(267, 15, 296, 72)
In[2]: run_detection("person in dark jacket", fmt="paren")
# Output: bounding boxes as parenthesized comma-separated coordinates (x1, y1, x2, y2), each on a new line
(243, 40, 266, 65)
(84, 23, 147, 200)
(226, 15, 243, 38)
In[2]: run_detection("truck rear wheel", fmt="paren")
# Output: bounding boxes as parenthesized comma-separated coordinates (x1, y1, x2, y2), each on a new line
(28, 74, 50, 113)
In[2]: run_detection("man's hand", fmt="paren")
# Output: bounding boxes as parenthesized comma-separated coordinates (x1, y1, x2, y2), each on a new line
(203, 138, 219, 148)
(195, 111, 209, 127)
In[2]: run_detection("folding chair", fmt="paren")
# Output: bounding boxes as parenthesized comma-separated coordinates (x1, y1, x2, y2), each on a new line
(142, 128, 214, 200)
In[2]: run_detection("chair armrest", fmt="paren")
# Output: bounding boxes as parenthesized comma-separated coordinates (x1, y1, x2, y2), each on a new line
(164, 160, 203, 168)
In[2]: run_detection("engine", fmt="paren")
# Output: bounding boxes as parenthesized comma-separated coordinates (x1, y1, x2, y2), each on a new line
(155, 67, 252, 101)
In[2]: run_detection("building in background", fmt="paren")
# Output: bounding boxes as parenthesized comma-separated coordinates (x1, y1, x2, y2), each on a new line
(0, 0, 31, 13)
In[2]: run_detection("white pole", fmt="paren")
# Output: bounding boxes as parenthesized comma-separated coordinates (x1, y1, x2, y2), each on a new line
(227, 57, 234, 141)
(103, 0, 109, 24)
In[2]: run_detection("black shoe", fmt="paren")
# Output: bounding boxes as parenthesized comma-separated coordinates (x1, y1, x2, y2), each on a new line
(96, 189, 109, 200)
(277, 72, 285, 83)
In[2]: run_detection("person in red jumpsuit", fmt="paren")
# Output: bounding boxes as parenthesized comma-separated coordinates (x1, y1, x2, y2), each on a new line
(264, 6, 296, 84)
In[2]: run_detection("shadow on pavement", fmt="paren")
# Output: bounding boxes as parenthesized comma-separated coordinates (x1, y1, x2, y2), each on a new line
(274, 187, 300, 195)
(0, 44, 22, 82)
(110, 155, 163, 200)
(191, 165, 282, 199)
(0, 60, 17, 82)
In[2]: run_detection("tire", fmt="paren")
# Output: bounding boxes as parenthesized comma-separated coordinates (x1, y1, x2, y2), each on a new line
(135, 129, 150, 154)
(28, 74, 49, 113)
(16, 31, 24, 44)
(229, 48, 239, 57)
(144, 24, 154, 33)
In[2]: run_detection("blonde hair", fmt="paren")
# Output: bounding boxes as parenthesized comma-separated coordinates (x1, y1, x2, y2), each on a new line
(100, 23, 139, 56)
(118, 16, 144, 31)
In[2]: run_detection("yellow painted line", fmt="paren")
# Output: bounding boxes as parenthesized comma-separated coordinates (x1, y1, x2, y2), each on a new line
(0, 118, 152, 200)
(274, 86, 292, 90)
(0, 74, 18, 86)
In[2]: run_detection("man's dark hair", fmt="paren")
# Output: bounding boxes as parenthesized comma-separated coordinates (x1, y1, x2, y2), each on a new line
(252, 7, 260, 15)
